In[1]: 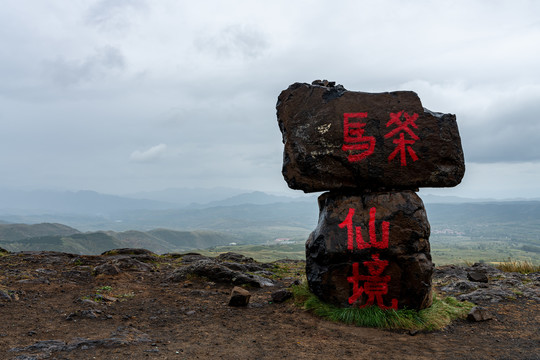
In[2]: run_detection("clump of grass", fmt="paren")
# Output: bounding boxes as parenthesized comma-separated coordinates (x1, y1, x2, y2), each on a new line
(494, 259, 540, 274)
(118, 291, 135, 300)
(96, 285, 113, 293)
(292, 283, 473, 331)
(270, 262, 305, 280)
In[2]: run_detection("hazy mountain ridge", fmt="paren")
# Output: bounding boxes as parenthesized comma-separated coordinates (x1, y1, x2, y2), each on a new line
(425, 201, 540, 223)
(0, 227, 237, 255)
(1, 187, 535, 218)
(123, 187, 251, 206)
(0, 189, 178, 215)
(0, 223, 80, 242)
(191, 191, 316, 208)
(3, 232, 123, 255)
(0, 189, 539, 257)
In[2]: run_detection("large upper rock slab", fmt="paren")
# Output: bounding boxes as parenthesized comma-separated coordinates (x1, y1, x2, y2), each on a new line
(277, 81, 465, 192)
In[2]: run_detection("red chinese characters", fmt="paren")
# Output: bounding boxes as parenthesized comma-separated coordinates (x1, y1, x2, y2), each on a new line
(341, 113, 375, 162)
(347, 254, 398, 310)
(384, 111, 419, 166)
(340, 206, 398, 310)
(342, 110, 420, 167)
(339, 207, 389, 250)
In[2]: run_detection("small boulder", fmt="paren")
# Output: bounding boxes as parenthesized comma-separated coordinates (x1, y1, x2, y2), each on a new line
(167, 260, 273, 287)
(180, 254, 212, 264)
(66, 309, 102, 320)
(469, 262, 502, 276)
(271, 289, 293, 303)
(112, 257, 154, 272)
(457, 288, 514, 303)
(467, 271, 489, 283)
(101, 248, 156, 256)
(228, 286, 251, 307)
(217, 252, 254, 263)
(467, 306, 494, 322)
(0, 290, 12, 302)
(94, 294, 118, 303)
(93, 263, 121, 276)
(221, 262, 265, 273)
(440, 280, 478, 294)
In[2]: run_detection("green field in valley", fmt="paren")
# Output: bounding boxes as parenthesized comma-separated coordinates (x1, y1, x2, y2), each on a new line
(196, 234, 540, 266)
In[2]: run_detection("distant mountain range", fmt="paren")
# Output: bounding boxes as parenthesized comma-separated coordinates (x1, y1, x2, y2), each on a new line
(0, 189, 175, 215)
(1, 187, 531, 218)
(188, 191, 317, 208)
(0, 223, 80, 241)
(123, 187, 250, 206)
(1, 188, 539, 255)
(0, 223, 236, 254)
(0, 188, 316, 215)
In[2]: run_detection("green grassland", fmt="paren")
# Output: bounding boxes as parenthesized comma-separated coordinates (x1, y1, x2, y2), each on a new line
(200, 242, 306, 262)
(430, 234, 540, 265)
(1, 200, 539, 264)
(195, 234, 540, 265)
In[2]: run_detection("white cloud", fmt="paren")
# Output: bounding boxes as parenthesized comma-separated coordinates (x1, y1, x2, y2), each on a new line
(130, 144, 167, 163)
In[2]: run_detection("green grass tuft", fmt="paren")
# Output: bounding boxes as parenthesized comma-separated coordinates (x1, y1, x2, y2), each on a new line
(96, 285, 113, 293)
(291, 282, 473, 331)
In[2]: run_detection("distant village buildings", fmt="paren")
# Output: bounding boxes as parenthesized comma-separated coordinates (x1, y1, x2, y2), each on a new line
(432, 228, 465, 236)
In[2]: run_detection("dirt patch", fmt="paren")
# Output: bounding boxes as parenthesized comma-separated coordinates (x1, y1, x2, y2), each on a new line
(0, 251, 538, 359)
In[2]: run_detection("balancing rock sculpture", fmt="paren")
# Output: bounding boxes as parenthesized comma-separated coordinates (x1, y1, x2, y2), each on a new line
(277, 80, 465, 310)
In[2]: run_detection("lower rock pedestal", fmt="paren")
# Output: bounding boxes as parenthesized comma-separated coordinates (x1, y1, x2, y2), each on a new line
(305, 190, 433, 310)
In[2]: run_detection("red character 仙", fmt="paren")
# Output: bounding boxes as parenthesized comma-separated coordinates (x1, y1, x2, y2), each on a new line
(338, 207, 389, 251)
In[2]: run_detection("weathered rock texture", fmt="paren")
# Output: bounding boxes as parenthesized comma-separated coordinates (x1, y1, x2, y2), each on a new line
(167, 259, 274, 288)
(305, 190, 433, 310)
(277, 82, 465, 192)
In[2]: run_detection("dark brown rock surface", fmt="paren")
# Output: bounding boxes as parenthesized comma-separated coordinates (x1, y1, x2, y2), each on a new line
(277, 81, 465, 192)
(305, 190, 433, 310)
(0, 251, 538, 359)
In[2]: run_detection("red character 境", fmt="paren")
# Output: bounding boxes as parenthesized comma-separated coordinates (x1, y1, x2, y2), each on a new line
(347, 254, 398, 310)
(342, 112, 375, 162)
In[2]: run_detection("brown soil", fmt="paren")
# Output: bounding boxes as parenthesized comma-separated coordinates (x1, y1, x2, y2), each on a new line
(0, 251, 538, 360)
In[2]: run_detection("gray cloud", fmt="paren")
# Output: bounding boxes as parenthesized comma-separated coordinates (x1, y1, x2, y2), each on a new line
(462, 95, 540, 163)
(195, 24, 269, 59)
(43, 46, 125, 87)
(397, 80, 540, 164)
(0, 1, 539, 198)
(84, 0, 148, 31)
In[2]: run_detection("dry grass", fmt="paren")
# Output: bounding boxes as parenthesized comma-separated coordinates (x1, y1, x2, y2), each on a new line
(494, 259, 540, 274)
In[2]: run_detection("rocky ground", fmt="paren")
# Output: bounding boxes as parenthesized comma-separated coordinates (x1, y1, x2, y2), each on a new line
(0, 248, 538, 360)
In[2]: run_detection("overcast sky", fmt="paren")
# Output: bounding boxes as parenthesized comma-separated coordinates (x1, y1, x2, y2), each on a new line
(1, 0, 539, 199)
